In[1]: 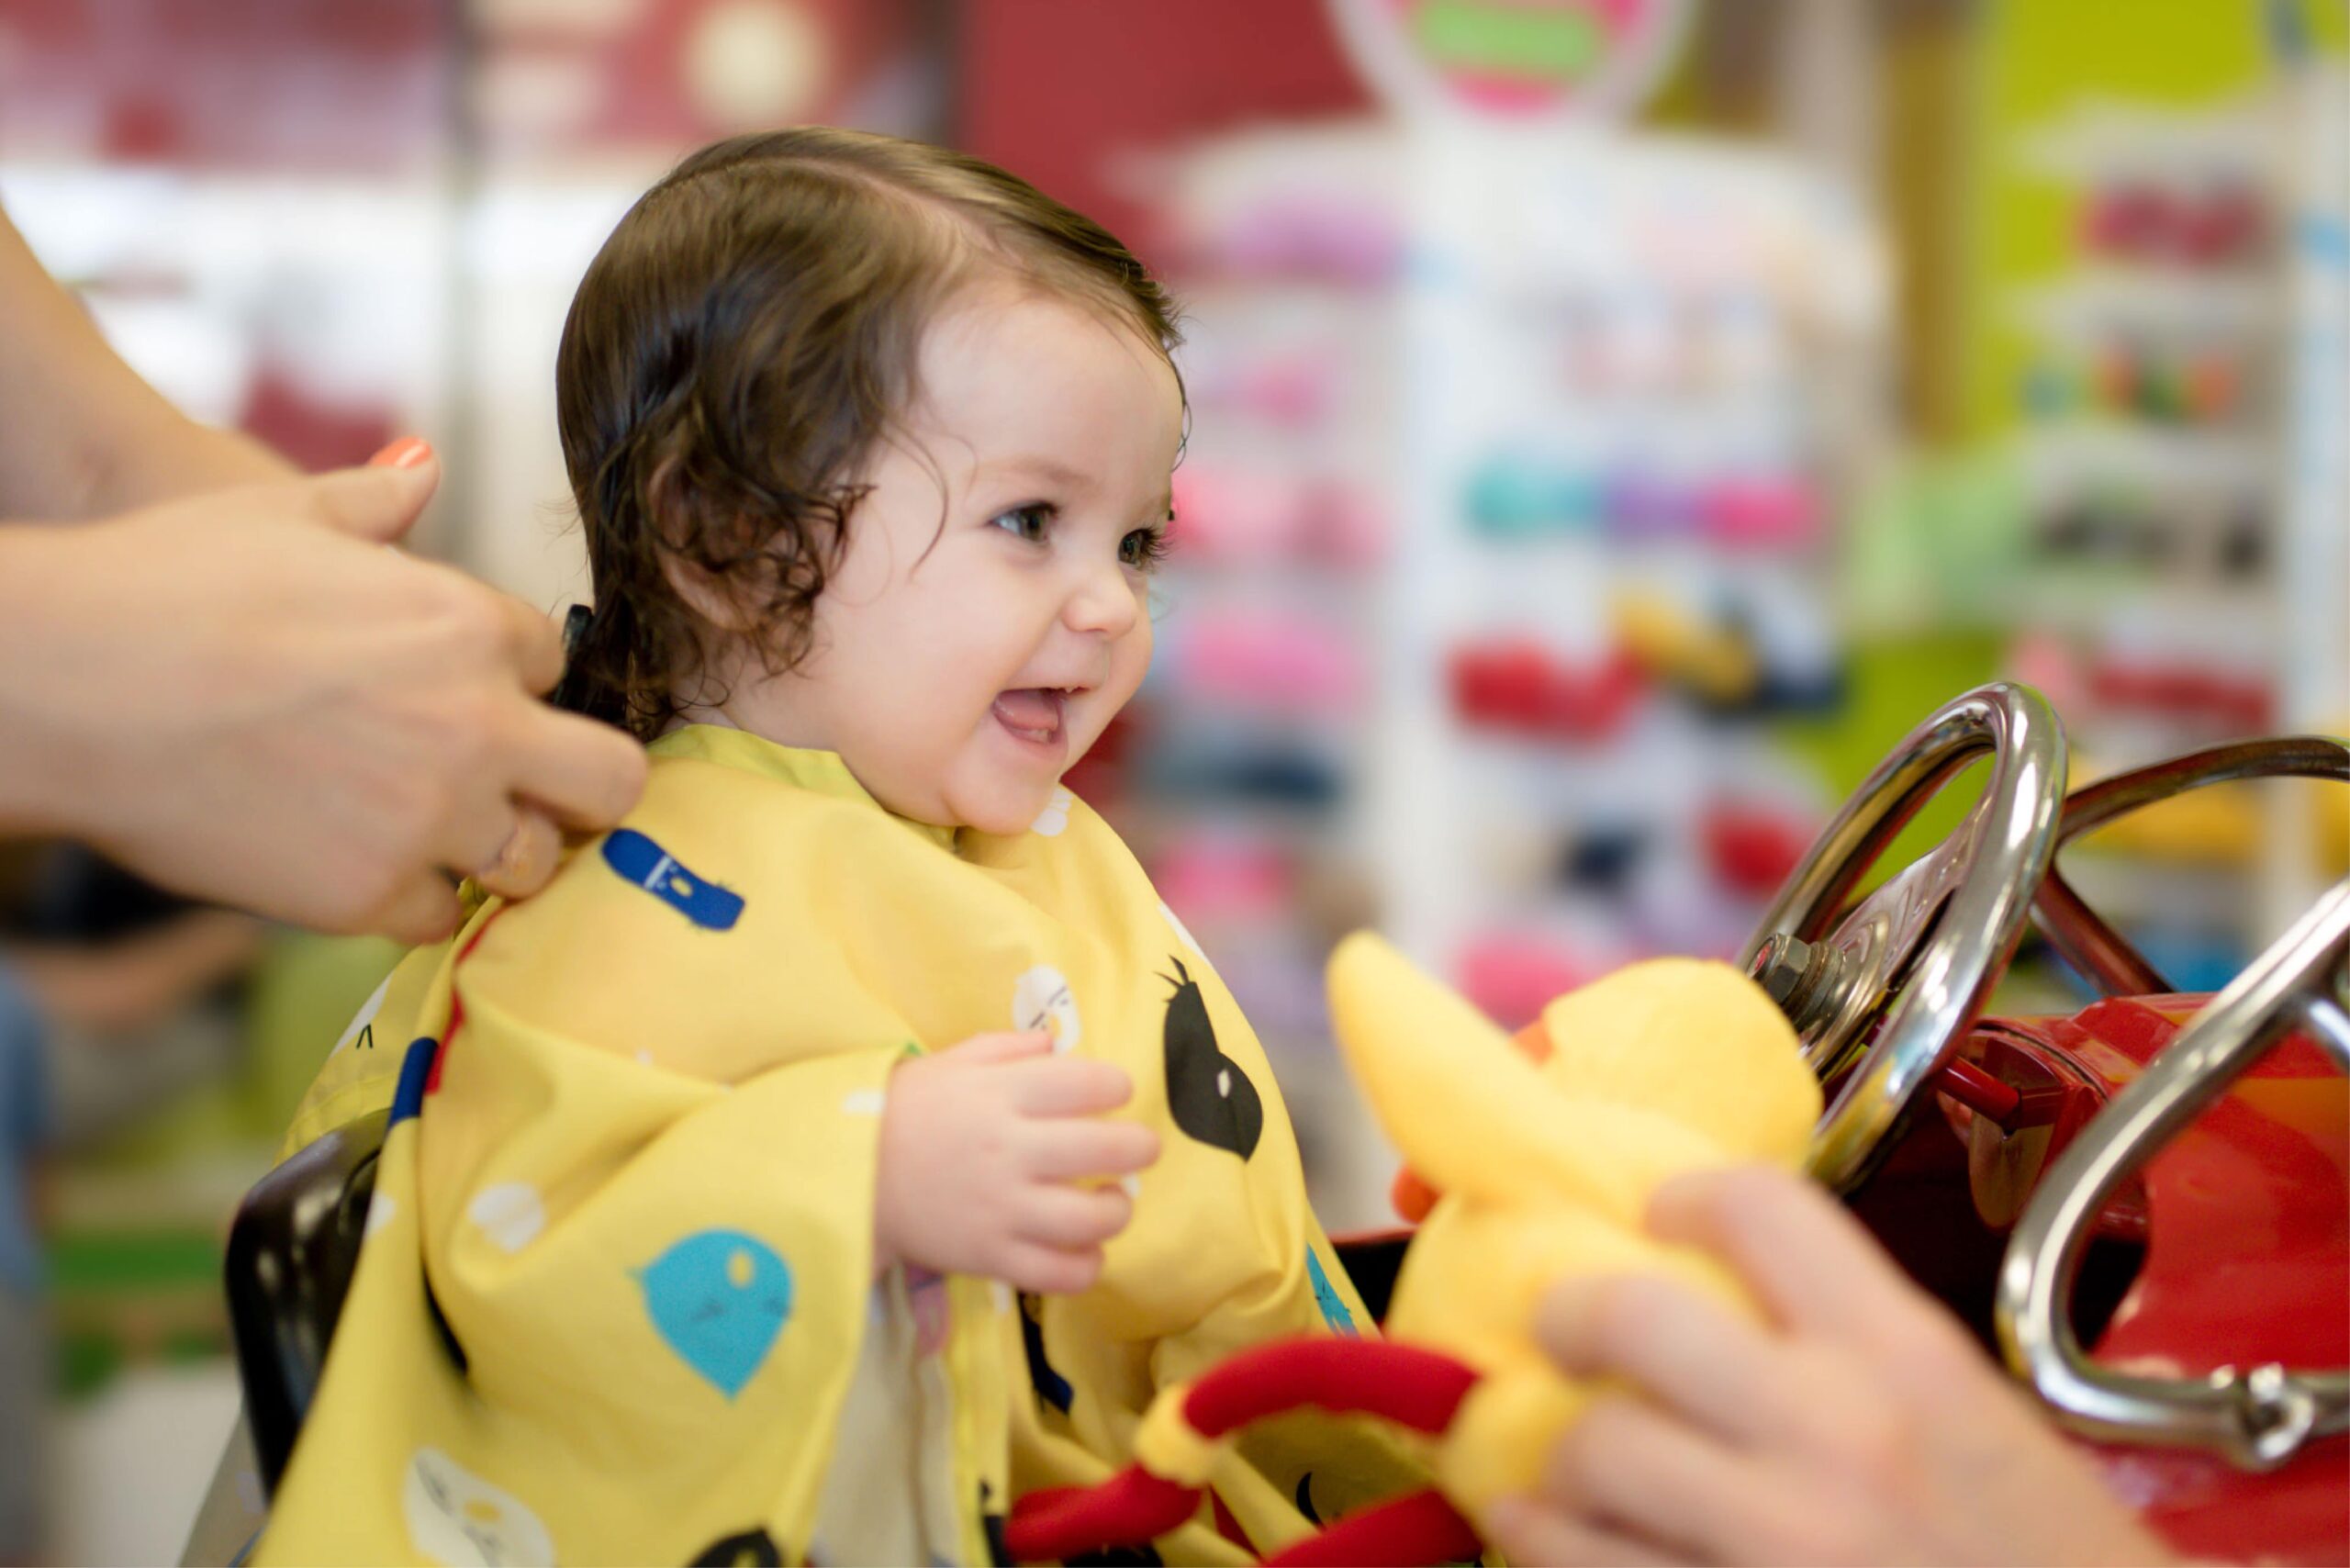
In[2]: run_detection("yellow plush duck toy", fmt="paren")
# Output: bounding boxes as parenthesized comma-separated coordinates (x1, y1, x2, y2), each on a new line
(1007, 933, 1822, 1565)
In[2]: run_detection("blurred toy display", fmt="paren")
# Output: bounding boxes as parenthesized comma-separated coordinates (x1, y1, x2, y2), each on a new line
(1995, 20, 2348, 981)
(1368, 124, 1875, 1023)
(1125, 119, 1880, 1190)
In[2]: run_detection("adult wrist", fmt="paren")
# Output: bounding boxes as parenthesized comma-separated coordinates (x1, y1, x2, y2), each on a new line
(0, 524, 118, 839)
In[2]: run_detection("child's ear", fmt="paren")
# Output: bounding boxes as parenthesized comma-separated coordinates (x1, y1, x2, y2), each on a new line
(648, 456, 766, 637)
(1327, 934, 1723, 1223)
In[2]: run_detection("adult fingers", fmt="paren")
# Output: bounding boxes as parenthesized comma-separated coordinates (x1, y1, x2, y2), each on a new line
(1012, 1182, 1133, 1250)
(492, 592, 568, 697)
(500, 704, 649, 831)
(999, 1239, 1103, 1297)
(1647, 1166, 1943, 1351)
(364, 872, 464, 946)
(1007, 1056, 1134, 1117)
(1025, 1119, 1159, 1181)
(469, 804, 563, 902)
(300, 452, 441, 543)
(1535, 1272, 1807, 1450)
(1541, 1394, 1808, 1565)
(1481, 1498, 1679, 1568)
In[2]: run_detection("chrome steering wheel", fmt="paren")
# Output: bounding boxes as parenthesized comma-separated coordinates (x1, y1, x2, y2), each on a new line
(1740, 683, 2068, 1193)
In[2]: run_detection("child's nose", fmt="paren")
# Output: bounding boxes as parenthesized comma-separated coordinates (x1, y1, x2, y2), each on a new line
(1064, 561, 1141, 638)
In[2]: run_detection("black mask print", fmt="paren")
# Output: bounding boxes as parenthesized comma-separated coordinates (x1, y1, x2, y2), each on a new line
(1160, 957, 1261, 1160)
(980, 1481, 1012, 1568)
(1020, 1293, 1074, 1415)
(688, 1527, 782, 1566)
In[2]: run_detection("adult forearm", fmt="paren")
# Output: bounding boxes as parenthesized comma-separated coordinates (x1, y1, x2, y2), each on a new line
(0, 203, 290, 521)
(0, 526, 99, 835)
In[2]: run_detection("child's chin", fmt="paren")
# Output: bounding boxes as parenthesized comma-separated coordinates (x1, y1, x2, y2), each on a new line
(946, 778, 1058, 838)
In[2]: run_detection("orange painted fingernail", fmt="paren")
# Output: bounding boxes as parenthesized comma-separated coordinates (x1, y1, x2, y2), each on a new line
(367, 437, 432, 469)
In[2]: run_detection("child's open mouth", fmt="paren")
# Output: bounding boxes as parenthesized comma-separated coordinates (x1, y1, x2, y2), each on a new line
(991, 688, 1070, 755)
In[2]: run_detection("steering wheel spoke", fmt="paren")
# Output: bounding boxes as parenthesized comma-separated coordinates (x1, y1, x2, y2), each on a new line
(1743, 684, 2068, 1192)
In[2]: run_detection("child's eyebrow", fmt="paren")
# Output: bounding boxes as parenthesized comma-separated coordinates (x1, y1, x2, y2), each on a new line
(987, 455, 1096, 494)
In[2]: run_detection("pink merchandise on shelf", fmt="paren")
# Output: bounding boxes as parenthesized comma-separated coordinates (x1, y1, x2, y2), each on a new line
(1169, 467, 1299, 562)
(2080, 180, 2265, 267)
(1194, 355, 1339, 430)
(1454, 934, 1608, 1033)
(1303, 478, 1390, 568)
(1700, 474, 1822, 550)
(1149, 836, 1294, 927)
(1169, 469, 1386, 568)
(1208, 197, 1402, 286)
(1171, 613, 1364, 712)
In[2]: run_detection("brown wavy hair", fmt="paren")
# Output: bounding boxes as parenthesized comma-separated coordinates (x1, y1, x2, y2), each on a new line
(554, 127, 1183, 739)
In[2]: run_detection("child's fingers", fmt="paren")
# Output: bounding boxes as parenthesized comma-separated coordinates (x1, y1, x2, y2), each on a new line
(1025, 1119, 1159, 1181)
(1006, 1055, 1134, 1117)
(999, 1239, 1104, 1297)
(1013, 1182, 1134, 1249)
(939, 1030, 1057, 1066)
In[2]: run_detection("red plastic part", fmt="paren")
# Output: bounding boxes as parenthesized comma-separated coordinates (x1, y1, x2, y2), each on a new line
(1985, 996, 2349, 1564)
(1263, 1489, 1483, 1567)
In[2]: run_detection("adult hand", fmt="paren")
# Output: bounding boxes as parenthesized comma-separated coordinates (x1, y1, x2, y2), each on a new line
(1487, 1165, 2177, 1566)
(0, 445, 647, 941)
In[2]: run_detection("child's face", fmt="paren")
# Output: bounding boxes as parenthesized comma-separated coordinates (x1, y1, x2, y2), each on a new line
(708, 287, 1182, 834)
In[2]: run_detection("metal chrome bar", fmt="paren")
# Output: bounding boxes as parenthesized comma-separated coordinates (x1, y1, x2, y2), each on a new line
(1998, 879, 2350, 1470)
(2036, 737, 2349, 999)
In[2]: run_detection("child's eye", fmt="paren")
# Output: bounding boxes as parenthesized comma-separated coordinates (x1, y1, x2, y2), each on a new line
(990, 502, 1056, 544)
(1120, 513, 1174, 571)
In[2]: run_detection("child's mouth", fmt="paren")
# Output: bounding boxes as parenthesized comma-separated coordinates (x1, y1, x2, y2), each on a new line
(991, 688, 1069, 754)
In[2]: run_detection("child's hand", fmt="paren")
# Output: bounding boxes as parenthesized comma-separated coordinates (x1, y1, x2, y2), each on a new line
(875, 1030, 1159, 1294)
(1489, 1166, 2177, 1566)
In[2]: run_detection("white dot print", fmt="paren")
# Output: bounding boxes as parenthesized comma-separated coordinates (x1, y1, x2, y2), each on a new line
(1031, 787, 1074, 837)
(364, 1194, 398, 1240)
(402, 1447, 554, 1567)
(466, 1183, 547, 1254)
(1013, 966, 1082, 1053)
(840, 1089, 887, 1116)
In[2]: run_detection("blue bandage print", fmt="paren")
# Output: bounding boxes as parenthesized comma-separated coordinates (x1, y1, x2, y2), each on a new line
(636, 1230, 792, 1398)
(390, 1036, 439, 1124)
(601, 830, 744, 930)
(1305, 1248, 1359, 1337)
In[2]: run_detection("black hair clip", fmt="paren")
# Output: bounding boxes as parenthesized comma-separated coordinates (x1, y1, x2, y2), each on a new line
(548, 603, 598, 716)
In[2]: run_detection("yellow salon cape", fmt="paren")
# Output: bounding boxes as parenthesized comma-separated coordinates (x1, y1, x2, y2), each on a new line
(257, 725, 1421, 1566)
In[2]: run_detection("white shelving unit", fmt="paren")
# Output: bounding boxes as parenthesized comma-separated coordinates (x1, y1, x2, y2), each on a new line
(2002, 62, 2349, 965)
(1372, 124, 1886, 995)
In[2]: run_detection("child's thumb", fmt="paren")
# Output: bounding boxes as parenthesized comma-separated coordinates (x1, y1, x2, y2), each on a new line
(300, 439, 442, 543)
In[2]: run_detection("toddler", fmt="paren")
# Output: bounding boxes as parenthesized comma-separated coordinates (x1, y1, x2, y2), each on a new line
(256, 129, 1417, 1566)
